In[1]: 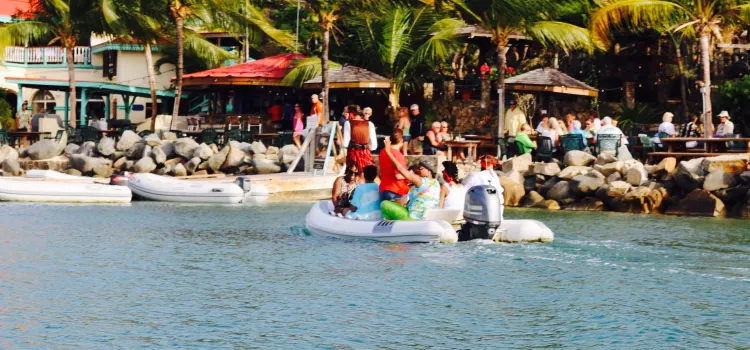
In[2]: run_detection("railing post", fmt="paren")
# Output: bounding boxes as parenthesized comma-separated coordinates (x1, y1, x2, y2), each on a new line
(64, 90, 69, 126)
(80, 88, 88, 127)
(23, 47, 27, 64)
(42, 47, 47, 64)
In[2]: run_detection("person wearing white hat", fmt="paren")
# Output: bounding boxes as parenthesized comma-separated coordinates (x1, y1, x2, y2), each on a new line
(716, 111, 734, 136)
(407, 104, 425, 155)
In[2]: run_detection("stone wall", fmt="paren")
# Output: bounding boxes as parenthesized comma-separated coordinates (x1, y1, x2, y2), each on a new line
(430, 100, 498, 134)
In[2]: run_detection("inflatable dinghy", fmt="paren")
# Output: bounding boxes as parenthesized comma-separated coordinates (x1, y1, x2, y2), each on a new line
(25, 169, 108, 183)
(305, 200, 459, 243)
(0, 178, 132, 203)
(127, 173, 268, 204)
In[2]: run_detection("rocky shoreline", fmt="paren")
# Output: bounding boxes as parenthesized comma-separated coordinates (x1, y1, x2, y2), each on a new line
(0, 131, 302, 178)
(495, 151, 750, 218)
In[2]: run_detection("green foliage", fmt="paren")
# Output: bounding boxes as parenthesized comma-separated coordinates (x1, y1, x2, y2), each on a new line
(717, 75, 750, 123)
(281, 57, 342, 87)
(0, 90, 12, 130)
(616, 102, 662, 128)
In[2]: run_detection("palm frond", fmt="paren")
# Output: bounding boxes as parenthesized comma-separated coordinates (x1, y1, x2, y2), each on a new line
(590, 0, 686, 46)
(281, 57, 342, 87)
(528, 21, 598, 54)
(380, 7, 412, 67)
(0, 21, 53, 57)
(183, 30, 233, 66)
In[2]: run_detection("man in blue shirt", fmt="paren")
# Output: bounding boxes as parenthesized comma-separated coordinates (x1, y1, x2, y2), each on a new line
(343, 165, 382, 220)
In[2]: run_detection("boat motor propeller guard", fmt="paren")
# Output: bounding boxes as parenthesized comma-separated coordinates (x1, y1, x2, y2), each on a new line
(460, 185, 503, 241)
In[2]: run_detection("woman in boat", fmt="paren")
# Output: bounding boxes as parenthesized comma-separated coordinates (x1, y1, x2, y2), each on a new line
(332, 165, 361, 214)
(439, 161, 466, 210)
(380, 137, 440, 220)
(342, 165, 382, 220)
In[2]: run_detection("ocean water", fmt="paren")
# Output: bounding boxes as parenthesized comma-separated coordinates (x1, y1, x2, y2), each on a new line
(0, 202, 748, 349)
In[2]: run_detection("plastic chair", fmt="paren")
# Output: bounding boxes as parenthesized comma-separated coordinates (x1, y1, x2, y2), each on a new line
(240, 131, 254, 143)
(597, 134, 621, 157)
(536, 136, 555, 162)
(638, 135, 656, 162)
(199, 128, 218, 145)
(80, 126, 100, 143)
(53, 129, 65, 142)
(561, 134, 586, 153)
(66, 126, 82, 144)
(138, 130, 153, 138)
(497, 137, 508, 159)
(224, 128, 242, 146)
(0, 130, 11, 146)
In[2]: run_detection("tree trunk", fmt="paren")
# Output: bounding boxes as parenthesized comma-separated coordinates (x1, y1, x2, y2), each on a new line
(172, 15, 184, 121)
(675, 43, 689, 122)
(65, 44, 77, 127)
(497, 45, 509, 141)
(700, 32, 712, 140)
(145, 42, 159, 131)
(321, 26, 330, 125)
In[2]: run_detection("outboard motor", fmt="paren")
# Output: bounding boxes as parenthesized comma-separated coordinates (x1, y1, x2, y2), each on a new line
(110, 172, 131, 186)
(459, 185, 503, 241)
(234, 176, 252, 193)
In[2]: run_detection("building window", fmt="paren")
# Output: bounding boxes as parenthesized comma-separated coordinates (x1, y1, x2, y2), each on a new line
(32, 90, 56, 114)
(103, 50, 118, 79)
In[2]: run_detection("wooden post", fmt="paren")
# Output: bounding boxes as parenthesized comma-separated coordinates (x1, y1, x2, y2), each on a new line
(80, 88, 88, 127)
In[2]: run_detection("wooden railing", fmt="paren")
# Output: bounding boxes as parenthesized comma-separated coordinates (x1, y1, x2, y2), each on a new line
(3, 46, 91, 65)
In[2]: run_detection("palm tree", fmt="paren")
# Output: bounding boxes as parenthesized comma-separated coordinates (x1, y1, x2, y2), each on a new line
(449, 0, 595, 140)
(350, 6, 463, 109)
(0, 0, 98, 127)
(590, 0, 750, 139)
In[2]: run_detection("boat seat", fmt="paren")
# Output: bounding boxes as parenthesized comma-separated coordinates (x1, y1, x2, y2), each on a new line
(423, 209, 463, 222)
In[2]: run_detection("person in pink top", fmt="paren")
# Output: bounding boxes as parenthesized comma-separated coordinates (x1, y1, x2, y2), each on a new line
(292, 104, 305, 148)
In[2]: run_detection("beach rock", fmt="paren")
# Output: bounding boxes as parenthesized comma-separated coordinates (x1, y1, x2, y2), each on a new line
(69, 154, 112, 174)
(124, 160, 135, 171)
(223, 141, 247, 169)
(524, 176, 539, 193)
(113, 156, 128, 171)
(626, 166, 648, 186)
(193, 170, 208, 177)
(557, 166, 591, 180)
(134, 157, 157, 173)
(65, 168, 82, 176)
(64, 143, 80, 158)
(502, 153, 532, 173)
(596, 161, 624, 177)
(621, 160, 644, 176)
(253, 159, 281, 174)
(703, 170, 736, 192)
(75, 141, 97, 157)
(500, 170, 524, 186)
(253, 153, 267, 161)
(655, 157, 677, 174)
(564, 150, 596, 167)
(547, 181, 572, 203)
(151, 146, 168, 165)
(280, 145, 299, 165)
(522, 191, 545, 207)
(208, 146, 230, 172)
(665, 189, 725, 217)
(127, 143, 146, 159)
(500, 176, 525, 207)
(533, 162, 560, 177)
(193, 143, 214, 160)
(25, 139, 62, 160)
(675, 158, 706, 192)
(265, 154, 279, 161)
(539, 177, 560, 197)
(97, 137, 116, 156)
(713, 185, 749, 205)
(92, 165, 113, 178)
(173, 163, 187, 177)
(566, 197, 605, 211)
(185, 157, 201, 174)
(158, 142, 175, 159)
(0, 145, 19, 164)
(701, 154, 749, 175)
(595, 154, 618, 165)
(607, 181, 632, 197)
(155, 166, 169, 176)
(164, 158, 183, 168)
(611, 186, 667, 214)
(209, 144, 219, 153)
(251, 141, 267, 155)
(143, 133, 161, 147)
(174, 138, 200, 158)
(116, 130, 141, 151)
(2, 159, 23, 176)
(533, 199, 560, 210)
(571, 174, 604, 195)
(266, 146, 280, 155)
(198, 161, 210, 171)
(606, 172, 622, 184)
(162, 132, 178, 141)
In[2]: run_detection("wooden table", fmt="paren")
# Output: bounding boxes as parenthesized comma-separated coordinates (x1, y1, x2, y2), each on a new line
(8, 131, 50, 145)
(445, 140, 481, 162)
(660, 137, 750, 153)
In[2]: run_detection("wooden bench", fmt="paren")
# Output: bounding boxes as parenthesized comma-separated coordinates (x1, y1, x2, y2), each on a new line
(648, 152, 720, 162)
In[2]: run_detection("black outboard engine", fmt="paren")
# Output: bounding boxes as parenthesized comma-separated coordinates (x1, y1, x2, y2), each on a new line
(459, 185, 503, 241)
(234, 176, 252, 193)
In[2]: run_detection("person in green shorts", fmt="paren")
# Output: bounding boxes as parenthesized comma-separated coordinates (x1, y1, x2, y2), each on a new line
(380, 137, 440, 220)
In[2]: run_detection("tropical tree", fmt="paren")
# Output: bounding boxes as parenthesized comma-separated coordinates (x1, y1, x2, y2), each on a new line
(590, 0, 750, 138)
(0, 0, 100, 127)
(448, 0, 596, 139)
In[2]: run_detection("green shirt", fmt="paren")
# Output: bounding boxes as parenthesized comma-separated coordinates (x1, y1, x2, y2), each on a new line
(515, 132, 535, 155)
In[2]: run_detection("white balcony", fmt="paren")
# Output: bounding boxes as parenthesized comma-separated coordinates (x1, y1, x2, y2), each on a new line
(3, 46, 92, 66)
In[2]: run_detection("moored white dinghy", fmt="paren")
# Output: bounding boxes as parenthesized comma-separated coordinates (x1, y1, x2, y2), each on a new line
(127, 173, 268, 204)
(0, 178, 132, 203)
(25, 169, 108, 183)
(305, 200, 458, 243)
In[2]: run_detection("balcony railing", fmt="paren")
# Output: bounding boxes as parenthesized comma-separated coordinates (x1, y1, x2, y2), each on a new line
(3, 46, 92, 65)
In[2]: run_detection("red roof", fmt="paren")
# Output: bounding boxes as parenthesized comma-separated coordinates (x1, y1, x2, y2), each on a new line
(183, 52, 306, 80)
(0, 0, 30, 17)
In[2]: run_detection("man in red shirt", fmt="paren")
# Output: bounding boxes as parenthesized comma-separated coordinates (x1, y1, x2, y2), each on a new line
(379, 129, 410, 201)
(268, 100, 283, 130)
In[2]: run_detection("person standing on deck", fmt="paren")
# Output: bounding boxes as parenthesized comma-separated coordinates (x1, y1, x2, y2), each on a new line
(504, 100, 526, 139)
(16, 100, 30, 131)
(408, 104, 425, 155)
(343, 111, 377, 175)
(310, 94, 325, 127)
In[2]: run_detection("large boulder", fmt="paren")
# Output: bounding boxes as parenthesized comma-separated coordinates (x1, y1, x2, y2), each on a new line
(69, 154, 112, 174)
(75, 141, 97, 157)
(500, 170, 524, 186)
(64, 143, 80, 158)
(134, 157, 157, 173)
(502, 153, 533, 173)
(208, 146, 230, 172)
(610, 186, 667, 214)
(97, 137, 116, 157)
(655, 157, 677, 174)
(523, 176, 539, 193)
(606, 172, 622, 184)
(113, 156, 128, 171)
(703, 170, 736, 192)
(127, 142, 146, 159)
(665, 189, 725, 217)
(595, 154, 618, 165)
(566, 197, 605, 211)
(522, 191, 545, 207)
(499, 176, 525, 207)
(250, 141, 267, 155)
(701, 154, 749, 175)
(158, 142, 175, 159)
(116, 130, 141, 151)
(571, 173, 605, 195)
(151, 146, 168, 165)
(143, 133, 161, 147)
(164, 157, 183, 168)
(25, 139, 63, 160)
(675, 158, 706, 192)
(547, 181, 572, 203)
(193, 143, 214, 160)
(595, 161, 624, 177)
(174, 138, 200, 158)
(280, 145, 299, 165)
(253, 159, 281, 174)
(2, 159, 23, 176)
(222, 141, 248, 170)
(564, 150, 596, 167)
(626, 166, 648, 186)
(172, 163, 188, 177)
(607, 181, 632, 197)
(266, 146, 280, 155)
(532, 162, 561, 177)
(92, 165, 113, 178)
(162, 131, 178, 141)
(539, 177, 560, 197)
(0, 145, 19, 164)
(533, 199, 561, 210)
(185, 157, 202, 174)
(557, 166, 591, 180)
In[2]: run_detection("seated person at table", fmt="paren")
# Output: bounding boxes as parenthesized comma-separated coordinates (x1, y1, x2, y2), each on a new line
(332, 165, 361, 214)
(715, 111, 734, 136)
(680, 114, 700, 148)
(652, 112, 677, 145)
(424, 121, 446, 156)
(515, 124, 536, 155)
(536, 113, 549, 134)
(595, 117, 633, 159)
(439, 161, 466, 210)
(341, 165, 382, 220)
(569, 120, 589, 146)
(380, 137, 440, 220)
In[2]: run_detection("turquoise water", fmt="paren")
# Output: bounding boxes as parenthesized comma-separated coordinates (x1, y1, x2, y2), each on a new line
(0, 203, 748, 348)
